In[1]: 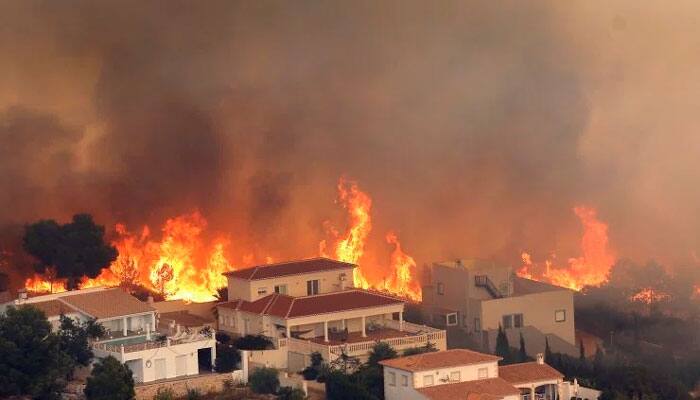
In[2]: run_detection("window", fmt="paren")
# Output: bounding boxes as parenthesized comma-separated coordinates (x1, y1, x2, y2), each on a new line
(437, 282, 445, 295)
(423, 375, 434, 386)
(388, 372, 396, 386)
(502, 314, 523, 329)
(555, 309, 566, 322)
(502, 314, 513, 329)
(474, 317, 481, 332)
(513, 313, 524, 328)
(446, 313, 458, 326)
(478, 367, 488, 379)
(257, 287, 267, 296)
(307, 280, 320, 295)
(274, 285, 288, 294)
(449, 371, 461, 382)
(401, 374, 408, 387)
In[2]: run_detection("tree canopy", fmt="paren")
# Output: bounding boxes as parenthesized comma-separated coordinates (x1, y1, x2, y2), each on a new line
(0, 305, 74, 399)
(84, 356, 135, 400)
(23, 214, 118, 289)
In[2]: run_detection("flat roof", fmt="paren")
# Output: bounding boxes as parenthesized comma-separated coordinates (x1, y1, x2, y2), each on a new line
(223, 257, 355, 281)
(379, 349, 501, 372)
(512, 277, 570, 295)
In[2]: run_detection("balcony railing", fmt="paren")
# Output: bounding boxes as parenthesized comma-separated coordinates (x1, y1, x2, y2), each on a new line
(92, 333, 213, 355)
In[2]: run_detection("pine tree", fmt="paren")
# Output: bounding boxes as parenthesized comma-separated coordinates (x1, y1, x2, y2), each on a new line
(495, 325, 511, 364)
(518, 332, 528, 362)
(579, 339, 586, 361)
(544, 337, 553, 364)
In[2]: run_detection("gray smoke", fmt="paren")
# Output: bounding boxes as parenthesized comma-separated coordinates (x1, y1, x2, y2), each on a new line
(1, 0, 699, 278)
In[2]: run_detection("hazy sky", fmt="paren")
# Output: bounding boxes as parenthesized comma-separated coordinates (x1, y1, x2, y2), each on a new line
(1, 0, 699, 269)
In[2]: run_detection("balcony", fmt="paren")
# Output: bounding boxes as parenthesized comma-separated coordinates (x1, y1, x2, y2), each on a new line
(92, 331, 214, 356)
(284, 320, 446, 360)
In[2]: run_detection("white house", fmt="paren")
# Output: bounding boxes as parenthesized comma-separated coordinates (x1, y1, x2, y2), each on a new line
(217, 258, 447, 368)
(379, 349, 600, 400)
(1, 287, 217, 383)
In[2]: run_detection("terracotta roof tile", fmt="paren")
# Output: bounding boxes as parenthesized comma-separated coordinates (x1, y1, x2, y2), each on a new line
(379, 349, 501, 372)
(60, 288, 155, 319)
(417, 377, 520, 400)
(223, 257, 355, 281)
(218, 289, 404, 319)
(159, 311, 214, 327)
(499, 362, 563, 384)
(26, 300, 78, 318)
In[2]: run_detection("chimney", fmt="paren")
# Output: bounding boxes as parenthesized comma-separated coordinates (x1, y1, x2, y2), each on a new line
(147, 295, 154, 304)
(17, 288, 28, 302)
(536, 353, 544, 364)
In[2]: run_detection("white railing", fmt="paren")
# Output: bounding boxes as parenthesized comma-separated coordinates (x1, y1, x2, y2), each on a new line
(380, 319, 443, 334)
(277, 338, 288, 348)
(92, 333, 213, 354)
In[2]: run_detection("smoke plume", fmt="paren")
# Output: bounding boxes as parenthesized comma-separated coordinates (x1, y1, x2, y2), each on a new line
(1, 0, 699, 281)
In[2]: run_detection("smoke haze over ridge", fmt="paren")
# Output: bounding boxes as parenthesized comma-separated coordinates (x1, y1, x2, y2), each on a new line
(1, 0, 700, 272)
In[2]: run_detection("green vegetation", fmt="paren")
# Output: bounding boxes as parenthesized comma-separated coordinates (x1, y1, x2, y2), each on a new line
(402, 340, 438, 356)
(233, 334, 274, 350)
(249, 367, 280, 395)
(23, 214, 118, 289)
(85, 356, 135, 400)
(325, 342, 400, 400)
(214, 342, 241, 372)
(276, 386, 306, 400)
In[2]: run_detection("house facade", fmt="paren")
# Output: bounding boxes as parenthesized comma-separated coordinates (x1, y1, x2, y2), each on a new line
(380, 349, 600, 400)
(217, 258, 447, 366)
(421, 259, 576, 355)
(2, 287, 216, 383)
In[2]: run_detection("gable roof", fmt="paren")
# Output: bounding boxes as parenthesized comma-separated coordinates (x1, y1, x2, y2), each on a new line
(26, 300, 79, 318)
(223, 257, 355, 281)
(218, 289, 404, 319)
(379, 349, 501, 372)
(498, 362, 563, 384)
(416, 377, 520, 400)
(60, 288, 155, 319)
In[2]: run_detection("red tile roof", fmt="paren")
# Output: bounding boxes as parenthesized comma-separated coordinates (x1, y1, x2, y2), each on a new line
(498, 362, 563, 384)
(218, 289, 404, 319)
(417, 377, 520, 400)
(223, 257, 355, 281)
(26, 300, 79, 318)
(379, 349, 501, 372)
(60, 288, 155, 319)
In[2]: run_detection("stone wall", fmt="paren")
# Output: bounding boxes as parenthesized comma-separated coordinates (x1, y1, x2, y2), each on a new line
(134, 371, 244, 400)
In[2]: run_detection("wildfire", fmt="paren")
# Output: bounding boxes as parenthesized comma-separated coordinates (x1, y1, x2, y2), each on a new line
(26, 212, 236, 302)
(385, 232, 422, 301)
(630, 287, 671, 304)
(518, 206, 615, 291)
(321, 178, 422, 300)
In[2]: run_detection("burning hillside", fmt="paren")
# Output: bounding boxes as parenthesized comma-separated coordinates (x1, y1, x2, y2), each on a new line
(24, 178, 423, 302)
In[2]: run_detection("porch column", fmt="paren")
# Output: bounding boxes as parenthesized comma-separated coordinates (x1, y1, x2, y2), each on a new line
(341, 319, 346, 330)
(286, 324, 291, 339)
(530, 385, 535, 400)
(399, 311, 404, 331)
(361, 316, 366, 337)
(151, 313, 156, 330)
(122, 317, 128, 336)
(324, 321, 329, 342)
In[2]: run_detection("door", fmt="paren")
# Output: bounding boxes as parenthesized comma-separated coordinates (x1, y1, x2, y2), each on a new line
(154, 358, 167, 381)
(175, 355, 187, 376)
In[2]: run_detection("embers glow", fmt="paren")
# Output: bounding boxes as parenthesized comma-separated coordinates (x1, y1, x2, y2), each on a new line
(630, 287, 671, 304)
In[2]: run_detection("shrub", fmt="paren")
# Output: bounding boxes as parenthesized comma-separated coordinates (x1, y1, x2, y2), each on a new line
(84, 356, 135, 400)
(186, 387, 201, 400)
(216, 331, 231, 344)
(215, 343, 241, 372)
(152, 387, 174, 400)
(233, 334, 274, 350)
(277, 386, 306, 400)
(249, 367, 280, 394)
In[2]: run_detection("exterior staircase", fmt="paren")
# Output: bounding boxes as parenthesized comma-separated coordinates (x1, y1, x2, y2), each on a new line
(474, 275, 503, 298)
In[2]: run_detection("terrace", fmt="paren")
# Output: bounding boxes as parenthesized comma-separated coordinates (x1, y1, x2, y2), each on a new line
(284, 320, 446, 360)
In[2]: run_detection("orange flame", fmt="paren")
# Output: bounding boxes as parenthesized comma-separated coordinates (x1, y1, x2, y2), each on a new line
(321, 178, 373, 289)
(321, 178, 421, 300)
(518, 206, 615, 291)
(385, 232, 422, 301)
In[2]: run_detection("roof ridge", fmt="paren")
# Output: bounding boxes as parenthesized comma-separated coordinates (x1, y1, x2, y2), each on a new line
(57, 297, 94, 318)
(285, 297, 296, 318)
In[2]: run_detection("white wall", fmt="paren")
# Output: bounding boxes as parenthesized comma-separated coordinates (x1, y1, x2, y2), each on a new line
(96, 338, 216, 383)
